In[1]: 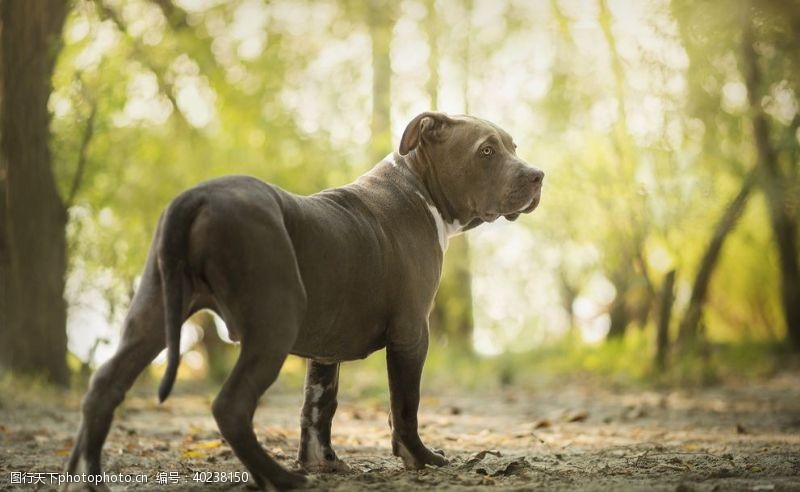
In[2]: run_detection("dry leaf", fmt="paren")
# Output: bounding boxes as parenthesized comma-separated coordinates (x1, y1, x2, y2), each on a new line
(567, 410, 590, 423)
(465, 449, 502, 465)
(182, 449, 208, 459)
(194, 439, 223, 450)
(469, 452, 528, 476)
(533, 419, 552, 429)
(55, 444, 72, 457)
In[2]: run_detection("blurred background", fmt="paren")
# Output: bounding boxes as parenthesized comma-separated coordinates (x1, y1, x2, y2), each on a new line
(2, 0, 799, 394)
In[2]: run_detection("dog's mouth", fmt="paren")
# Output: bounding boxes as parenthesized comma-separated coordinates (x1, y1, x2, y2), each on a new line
(476, 184, 542, 223)
(492, 190, 541, 222)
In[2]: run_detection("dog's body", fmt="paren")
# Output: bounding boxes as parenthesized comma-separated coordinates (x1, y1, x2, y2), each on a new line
(66, 113, 543, 490)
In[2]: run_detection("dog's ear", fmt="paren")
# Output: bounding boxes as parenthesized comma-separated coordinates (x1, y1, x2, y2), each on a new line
(399, 112, 450, 156)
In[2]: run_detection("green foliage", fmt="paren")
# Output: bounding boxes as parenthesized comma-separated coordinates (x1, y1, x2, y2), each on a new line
(48, 0, 800, 380)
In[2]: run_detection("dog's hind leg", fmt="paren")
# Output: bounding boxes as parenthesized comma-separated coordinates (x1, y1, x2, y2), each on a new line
(213, 340, 305, 490)
(208, 219, 308, 490)
(65, 249, 166, 490)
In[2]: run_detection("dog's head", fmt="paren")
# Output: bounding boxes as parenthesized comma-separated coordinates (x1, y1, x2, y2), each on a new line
(399, 112, 543, 228)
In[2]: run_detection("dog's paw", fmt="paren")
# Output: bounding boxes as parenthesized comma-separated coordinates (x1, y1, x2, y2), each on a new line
(298, 444, 351, 474)
(251, 470, 309, 490)
(246, 468, 309, 491)
(392, 440, 449, 469)
(273, 470, 311, 490)
(299, 456, 351, 474)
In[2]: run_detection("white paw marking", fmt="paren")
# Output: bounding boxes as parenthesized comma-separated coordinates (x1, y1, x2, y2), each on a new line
(309, 384, 324, 402)
(395, 441, 418, 468)
(306, 429, 327, 464)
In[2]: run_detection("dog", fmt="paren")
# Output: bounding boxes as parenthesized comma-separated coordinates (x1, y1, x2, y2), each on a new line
(65, 112, 544, 490)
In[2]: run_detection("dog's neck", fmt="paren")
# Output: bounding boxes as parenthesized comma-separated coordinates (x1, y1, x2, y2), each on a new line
(383, 152, 464, 251)
(394, 150, 462, 225)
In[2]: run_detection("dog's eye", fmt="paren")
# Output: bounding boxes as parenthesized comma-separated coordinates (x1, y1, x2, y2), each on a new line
(480, 146, 495, 157)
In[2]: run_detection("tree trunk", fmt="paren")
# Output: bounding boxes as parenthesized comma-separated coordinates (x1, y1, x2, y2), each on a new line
(740, 7, 800, 350)
(655, 270, 676, 370)
(677, 170, 756, 346)
(598, 0, 648, 343)
(557, 266, 579, 333)
(368, 0, 394, 164)
(424, 0, 439, 111)
(0, 1, 70, 384)
(461, 0, 473, 113)
(605, 287, 629, 340)
(431, 236, 474, 352)
(425, 0, 474, 352)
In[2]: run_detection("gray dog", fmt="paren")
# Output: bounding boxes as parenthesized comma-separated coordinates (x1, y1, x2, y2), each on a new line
(66, 112, 544, 490)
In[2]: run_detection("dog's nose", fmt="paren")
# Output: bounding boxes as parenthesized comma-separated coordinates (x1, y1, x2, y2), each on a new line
(521, 167, 544, 185)
(531, 168, 544, 185)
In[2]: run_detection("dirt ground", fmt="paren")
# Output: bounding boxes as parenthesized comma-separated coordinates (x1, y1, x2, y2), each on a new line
(2, 371, 799, 491)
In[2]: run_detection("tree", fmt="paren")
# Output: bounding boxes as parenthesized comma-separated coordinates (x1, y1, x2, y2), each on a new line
(672, 0, 800, 350)
(0, 0, 70, 384)
(677, 170, 756, 346)
(368, 0, 394, 164)
(426, 0, 475, 352)
(655, 270, 676, 370)
(597, 0, 652, 341)
(740, 2, 800, 350)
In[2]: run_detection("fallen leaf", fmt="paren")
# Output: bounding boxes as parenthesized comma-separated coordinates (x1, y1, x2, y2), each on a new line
(465, 449, 502, 465)
(194, 439, 223, 450)
(624, 405, 647, 419)
(566, 410, 590, 423)
(182, 449, 207, 459)
(56, 449, 71, 457)
(736, 423, 748, 434)
(533, 419, 552, 429)
(474, 455, 528, 476)
(464, 450, 529, 476)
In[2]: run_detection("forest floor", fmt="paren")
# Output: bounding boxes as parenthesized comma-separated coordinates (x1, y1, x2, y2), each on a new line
(1, 370, 800, 491)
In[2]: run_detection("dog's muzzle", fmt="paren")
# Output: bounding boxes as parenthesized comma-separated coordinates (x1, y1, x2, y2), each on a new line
(500, 167, 544, 222)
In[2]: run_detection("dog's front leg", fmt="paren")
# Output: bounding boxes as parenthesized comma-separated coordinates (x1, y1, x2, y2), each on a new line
(298, 360, 349, 472)
(386, 325, 448, 469)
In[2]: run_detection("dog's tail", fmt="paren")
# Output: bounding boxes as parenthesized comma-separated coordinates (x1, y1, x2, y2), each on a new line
(157, 192, 204, 403)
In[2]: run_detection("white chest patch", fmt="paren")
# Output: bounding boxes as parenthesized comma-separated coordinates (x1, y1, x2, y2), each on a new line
(385, 152, 398, 168)
(416, 192, 463, 251)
